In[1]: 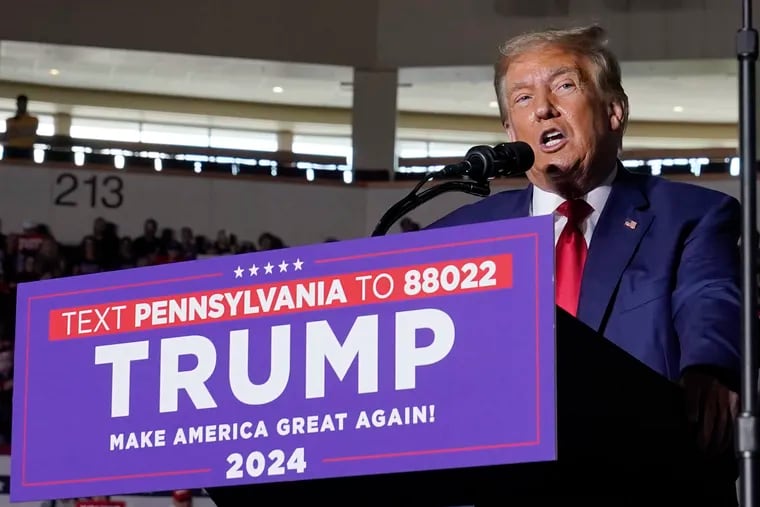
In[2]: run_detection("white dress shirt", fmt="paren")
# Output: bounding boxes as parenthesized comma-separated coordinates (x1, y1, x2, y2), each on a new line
(529, 167, 617, 246)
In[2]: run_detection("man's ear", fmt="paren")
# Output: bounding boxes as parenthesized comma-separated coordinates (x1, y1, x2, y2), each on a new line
(608, 99, 625, 132)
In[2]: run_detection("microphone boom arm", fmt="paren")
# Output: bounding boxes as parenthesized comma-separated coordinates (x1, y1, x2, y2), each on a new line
(370, 140, 533, 237)
(371, 180, 491, 237)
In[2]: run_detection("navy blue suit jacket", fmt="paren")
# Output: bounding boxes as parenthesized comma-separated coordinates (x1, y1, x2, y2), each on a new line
(427, 166, 742, 385)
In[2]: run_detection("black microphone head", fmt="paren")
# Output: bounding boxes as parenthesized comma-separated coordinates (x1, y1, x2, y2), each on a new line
(444, 142, 534, 183)
(461, 145, 497, 182)
(493, 141, 534, 176)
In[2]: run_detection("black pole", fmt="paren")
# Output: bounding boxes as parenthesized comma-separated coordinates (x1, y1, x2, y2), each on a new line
(737, 0, 759, 505)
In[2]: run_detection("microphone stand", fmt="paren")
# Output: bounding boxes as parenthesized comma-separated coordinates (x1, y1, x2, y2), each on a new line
(371, 172, 490, 237)
(737, 0, 759, 505)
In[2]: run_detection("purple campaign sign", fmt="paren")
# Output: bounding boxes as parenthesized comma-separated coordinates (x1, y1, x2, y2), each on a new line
(11, 215, 556, 501)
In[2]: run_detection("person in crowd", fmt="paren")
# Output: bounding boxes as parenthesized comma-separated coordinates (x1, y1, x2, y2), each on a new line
(0, 214, 282, 452)
(171, 490, 192, 507)
(117, 237, 135, 268)
(214, 229, 231, 254)
(258, 232, 285, 250)
(132, 218, 160, 262)
(399, 217, 420, 232)
(4, 94, 38, 159)
(76, 235, 101, 275)
(0, 341, 12, 446)
(179, 226, 196, 259)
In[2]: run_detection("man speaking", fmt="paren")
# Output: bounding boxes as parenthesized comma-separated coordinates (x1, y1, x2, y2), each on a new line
(428, 25, 741, 505)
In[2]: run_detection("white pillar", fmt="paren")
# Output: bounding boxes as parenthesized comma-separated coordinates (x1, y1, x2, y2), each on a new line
(351, 68, 398, 177)
(53, 112, 72, 137)
(277, 130, 293, 152)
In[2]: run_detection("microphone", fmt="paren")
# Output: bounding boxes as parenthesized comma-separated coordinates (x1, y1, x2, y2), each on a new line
(370, 141, 533, 237)
(440, 141, 534, 182)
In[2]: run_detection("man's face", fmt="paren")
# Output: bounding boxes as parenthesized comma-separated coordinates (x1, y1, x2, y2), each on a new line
(501, 45, 624, 198)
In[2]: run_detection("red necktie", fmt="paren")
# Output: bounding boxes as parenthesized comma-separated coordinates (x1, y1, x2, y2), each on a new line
(555, 199, 593, 316)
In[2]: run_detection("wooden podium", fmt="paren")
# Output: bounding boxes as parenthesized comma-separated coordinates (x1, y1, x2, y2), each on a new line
(206, 308, 737, 506)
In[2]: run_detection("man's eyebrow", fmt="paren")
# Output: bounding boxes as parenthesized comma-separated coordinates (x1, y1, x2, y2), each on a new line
(507, 66, 580, 95)
(547, 66, 579, 80)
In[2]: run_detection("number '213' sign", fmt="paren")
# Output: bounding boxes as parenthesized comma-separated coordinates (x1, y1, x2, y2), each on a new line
(53, 173, 124, 209)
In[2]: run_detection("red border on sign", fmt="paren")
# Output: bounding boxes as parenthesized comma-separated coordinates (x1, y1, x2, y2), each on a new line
(317, 233, 544, 463)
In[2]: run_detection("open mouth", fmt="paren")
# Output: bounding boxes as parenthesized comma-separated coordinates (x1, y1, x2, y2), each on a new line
(539, 128, 567, 151)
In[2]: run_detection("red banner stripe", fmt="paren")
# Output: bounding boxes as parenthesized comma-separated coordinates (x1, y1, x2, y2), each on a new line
(47, 254, 512, 341)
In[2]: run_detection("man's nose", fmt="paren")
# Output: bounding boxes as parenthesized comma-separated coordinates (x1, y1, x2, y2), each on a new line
(533, 95, 559, 121)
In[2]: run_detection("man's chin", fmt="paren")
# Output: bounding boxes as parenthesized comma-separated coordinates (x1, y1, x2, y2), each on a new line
(544, 163, 578, 179)
(530, 163, 585, 197)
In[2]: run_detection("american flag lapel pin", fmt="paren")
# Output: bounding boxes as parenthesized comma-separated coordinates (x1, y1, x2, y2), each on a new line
(624, 219, 637, 230)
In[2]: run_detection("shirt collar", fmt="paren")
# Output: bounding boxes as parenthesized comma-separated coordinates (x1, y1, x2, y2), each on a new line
(531, 165, 617, 218)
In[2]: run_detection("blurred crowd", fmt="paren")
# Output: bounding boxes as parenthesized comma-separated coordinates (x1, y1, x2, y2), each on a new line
(0, 214, 422, 450)
(8, 216, 287, 280)
(42, 489, 194, 507)
(0, 211, 423, 507)
(0, 216, 291, 449)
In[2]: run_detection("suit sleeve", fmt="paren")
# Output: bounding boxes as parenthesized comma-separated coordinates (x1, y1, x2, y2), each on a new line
(672, 194, 742, 387)
(424, 202, 485, 230)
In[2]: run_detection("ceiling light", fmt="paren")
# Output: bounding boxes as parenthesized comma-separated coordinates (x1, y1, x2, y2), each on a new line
(49, 68, 60, 76)
(272, 86, 284, 94)
(673, 105, 684, 113)
(489, 101, 499, 108)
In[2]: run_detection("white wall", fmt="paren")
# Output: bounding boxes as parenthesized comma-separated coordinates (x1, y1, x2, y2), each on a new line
(0, 164, 369, 245)
(0, 163, 495, 245)
(0, 162, 748, 246)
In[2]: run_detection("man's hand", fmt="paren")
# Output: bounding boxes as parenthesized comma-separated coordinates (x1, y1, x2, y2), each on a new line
(680, 369, 739, 454)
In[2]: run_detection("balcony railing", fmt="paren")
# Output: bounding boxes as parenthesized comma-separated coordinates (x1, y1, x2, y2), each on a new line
(0, 134, 746, 184)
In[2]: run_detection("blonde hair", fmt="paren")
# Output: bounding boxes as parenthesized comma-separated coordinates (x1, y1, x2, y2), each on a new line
(493, 25, 629, 133)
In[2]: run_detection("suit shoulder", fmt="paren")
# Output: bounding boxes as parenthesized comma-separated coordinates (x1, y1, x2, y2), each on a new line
(425, 186, 528, 230)
(631, 172, 739, 212)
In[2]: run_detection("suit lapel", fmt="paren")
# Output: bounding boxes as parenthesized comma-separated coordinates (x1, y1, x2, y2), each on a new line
(494, 184, 532, 220)
(576, 168, 653, 331)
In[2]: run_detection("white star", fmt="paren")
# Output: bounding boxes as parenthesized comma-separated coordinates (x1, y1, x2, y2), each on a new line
(278, 260, 289, 273)
(292, 258, 304, 271)
(264, 262, 274, 274)
(248, 264, 259, 276)
(233, 266, 244, 278)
